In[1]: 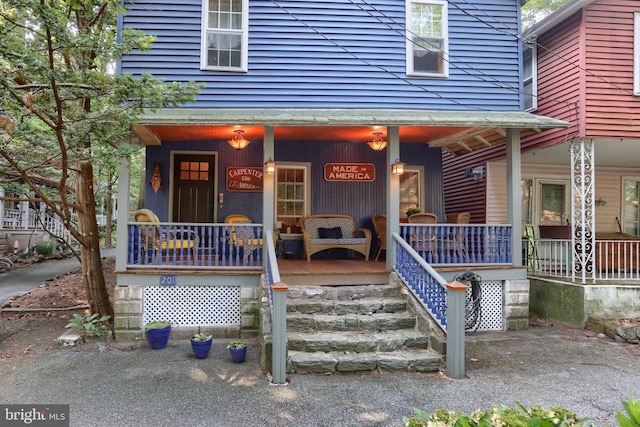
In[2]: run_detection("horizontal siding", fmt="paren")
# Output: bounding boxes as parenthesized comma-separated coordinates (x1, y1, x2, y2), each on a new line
(120, 0, 524, 110)
(487, 162, 640, 234)
(583, 1, 640, 138)
(442, 149, 487, 223)
(524, 12, 582, 150)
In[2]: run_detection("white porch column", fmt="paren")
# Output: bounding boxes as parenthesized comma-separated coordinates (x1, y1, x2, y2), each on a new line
(262, 126, 275, 234)
(570, 138, 595, 284)
(386, 126, 400, 270)
(506, 129, 522, 266)
(20, 197, 28, 229)
(115, 156, 131, 271)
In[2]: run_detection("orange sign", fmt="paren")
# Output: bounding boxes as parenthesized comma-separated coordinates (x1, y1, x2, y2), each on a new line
(226, 167, 263, 192)
(324, 163, 375, 182)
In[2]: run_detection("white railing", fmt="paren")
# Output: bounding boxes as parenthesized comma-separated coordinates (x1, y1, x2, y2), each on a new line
(526, 238, 640, 281)
(3, 208, 71, 242)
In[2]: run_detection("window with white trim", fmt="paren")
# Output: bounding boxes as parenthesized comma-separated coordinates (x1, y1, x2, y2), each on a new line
(523, 42, 537, 111)
(634, 12, 640, 95)
(201, 0, 248, 71)
(406, 0, 448, 77)
(623, 177, 640, 235)
(400, 166, 423, 218)
(275, 163, 310, 229)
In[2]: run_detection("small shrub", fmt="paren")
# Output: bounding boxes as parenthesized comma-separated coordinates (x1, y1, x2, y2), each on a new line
(403, 403, 587, 427)
(66, 313, 111, 337)
(618, 396, 640, 427)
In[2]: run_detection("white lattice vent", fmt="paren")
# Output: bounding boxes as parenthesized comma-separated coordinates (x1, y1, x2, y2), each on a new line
(143, 286, 241, 327)
(474, 281, 503, 331)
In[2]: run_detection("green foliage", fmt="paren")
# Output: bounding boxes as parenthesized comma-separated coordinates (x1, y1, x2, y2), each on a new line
(226, 340, 246, 349)
(403, 404, 587, 427)
(406, 208, 421, 217)
(521, 0, 573, 30)
(144, 321, 171, 331)
(618, 396, 640, 427)
(192, 333, 212, 342)
(66, 313, 111, 337)
(32, 241, 61, 256)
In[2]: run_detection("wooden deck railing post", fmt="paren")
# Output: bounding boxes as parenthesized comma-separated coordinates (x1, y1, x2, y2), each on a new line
(446, 280, 467, 379)
(271, 282, 288, 384)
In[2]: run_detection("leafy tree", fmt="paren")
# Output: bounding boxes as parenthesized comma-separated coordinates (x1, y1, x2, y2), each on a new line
(522, 0, 573, 30)
(0, 0, 201, 317)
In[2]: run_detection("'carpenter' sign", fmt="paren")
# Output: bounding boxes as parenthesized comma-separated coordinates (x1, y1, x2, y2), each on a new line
(324, 163, 375, 182)
(226, 167, 263, 191)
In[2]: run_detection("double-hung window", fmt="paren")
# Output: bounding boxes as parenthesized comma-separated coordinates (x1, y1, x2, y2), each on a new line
(523, 42, 538, 111)
(406, 0, 448, 77)
(201, 0, 248, 71)
(275, 163, 310, 229)
(399, 166, 424, 218)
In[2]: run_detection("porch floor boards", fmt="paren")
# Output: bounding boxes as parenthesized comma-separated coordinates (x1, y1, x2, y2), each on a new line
(277, 258, 390, 286)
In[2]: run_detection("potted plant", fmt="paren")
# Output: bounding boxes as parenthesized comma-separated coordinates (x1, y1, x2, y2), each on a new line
(144, 321, 171, 350)
(226, 340, 247, 363)
(191, 332, 213, 359)
(406, 207, 421, 218)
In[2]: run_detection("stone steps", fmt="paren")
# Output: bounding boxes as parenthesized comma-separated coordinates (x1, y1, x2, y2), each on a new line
(285, 284, 443, 374)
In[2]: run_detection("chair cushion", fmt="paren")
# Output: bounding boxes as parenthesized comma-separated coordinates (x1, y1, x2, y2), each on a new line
(318, 226, 342, 239)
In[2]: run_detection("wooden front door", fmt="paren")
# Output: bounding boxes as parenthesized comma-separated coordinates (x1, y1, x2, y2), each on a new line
(172, 154, 215, 223)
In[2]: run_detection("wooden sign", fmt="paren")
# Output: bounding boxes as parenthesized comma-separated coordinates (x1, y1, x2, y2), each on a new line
(324, 163, 375, 182)
(226, 167, 263, 192)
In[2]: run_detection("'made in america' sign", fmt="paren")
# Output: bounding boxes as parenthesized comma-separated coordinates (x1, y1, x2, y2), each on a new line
(324, 163, 375, 182)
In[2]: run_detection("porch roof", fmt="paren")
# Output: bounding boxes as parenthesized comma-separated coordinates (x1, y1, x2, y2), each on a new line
(131, 108, 570, 156)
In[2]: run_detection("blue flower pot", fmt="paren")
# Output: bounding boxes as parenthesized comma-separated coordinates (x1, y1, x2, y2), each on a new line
(145, 325, 171, 350)
(191, 338, 213, 359)
(229, 345, 247, 363)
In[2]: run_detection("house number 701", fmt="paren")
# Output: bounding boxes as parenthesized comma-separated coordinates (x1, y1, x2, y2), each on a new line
(160, 275, 177, 286)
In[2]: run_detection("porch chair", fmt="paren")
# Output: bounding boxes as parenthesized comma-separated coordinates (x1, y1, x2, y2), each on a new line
(446, 212, 470, 256)
(371, 214, 387, 261)
(224, 214, 263, 260)
(408, 212, 437, 255)
(134, 208, 196, 262)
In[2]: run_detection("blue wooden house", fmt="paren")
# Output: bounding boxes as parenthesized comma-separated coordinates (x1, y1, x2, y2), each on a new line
(113, 0, 567, 376)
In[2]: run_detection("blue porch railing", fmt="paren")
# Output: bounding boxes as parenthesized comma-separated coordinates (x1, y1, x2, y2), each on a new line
(392, 232, 467, 378)
(126, 222, 265, 268)
(399, 223, 512, 265)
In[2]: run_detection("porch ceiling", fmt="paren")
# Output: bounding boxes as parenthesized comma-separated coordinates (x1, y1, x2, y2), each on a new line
(130, 108, 569, 156)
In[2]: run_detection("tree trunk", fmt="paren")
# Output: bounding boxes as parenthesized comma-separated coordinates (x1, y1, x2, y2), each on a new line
(104, 168, 114, 248)
(77, 162, 113, 318)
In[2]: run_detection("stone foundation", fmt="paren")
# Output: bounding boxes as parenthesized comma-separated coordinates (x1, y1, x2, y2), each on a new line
(113, 283, 260, 341)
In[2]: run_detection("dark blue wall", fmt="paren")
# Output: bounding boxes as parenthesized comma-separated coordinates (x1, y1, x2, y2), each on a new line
(144, 140, 444, 230)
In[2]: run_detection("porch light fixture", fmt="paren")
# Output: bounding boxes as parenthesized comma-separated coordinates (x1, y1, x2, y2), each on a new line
(227, 129, 251, 150)
(366, 132, 387, 151)
(391, 159, 405, 176)
(265, 157, 276, 174)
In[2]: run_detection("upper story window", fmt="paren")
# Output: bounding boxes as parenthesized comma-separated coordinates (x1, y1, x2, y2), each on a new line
(201, 0, 248, 72)
(634, 12, 640, 95)
(406, 0, 448, 77)
(523, 42, 538, 111)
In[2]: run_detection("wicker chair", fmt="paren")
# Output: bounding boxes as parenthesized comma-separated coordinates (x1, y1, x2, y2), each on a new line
(224, 214, 263, 260)
(134, 209, 196, 261)
(371, 214, 387, 261)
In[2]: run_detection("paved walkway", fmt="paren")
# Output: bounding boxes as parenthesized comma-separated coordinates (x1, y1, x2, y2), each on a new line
(0, 248, 115, 306)
(0, 254, 639, 426)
